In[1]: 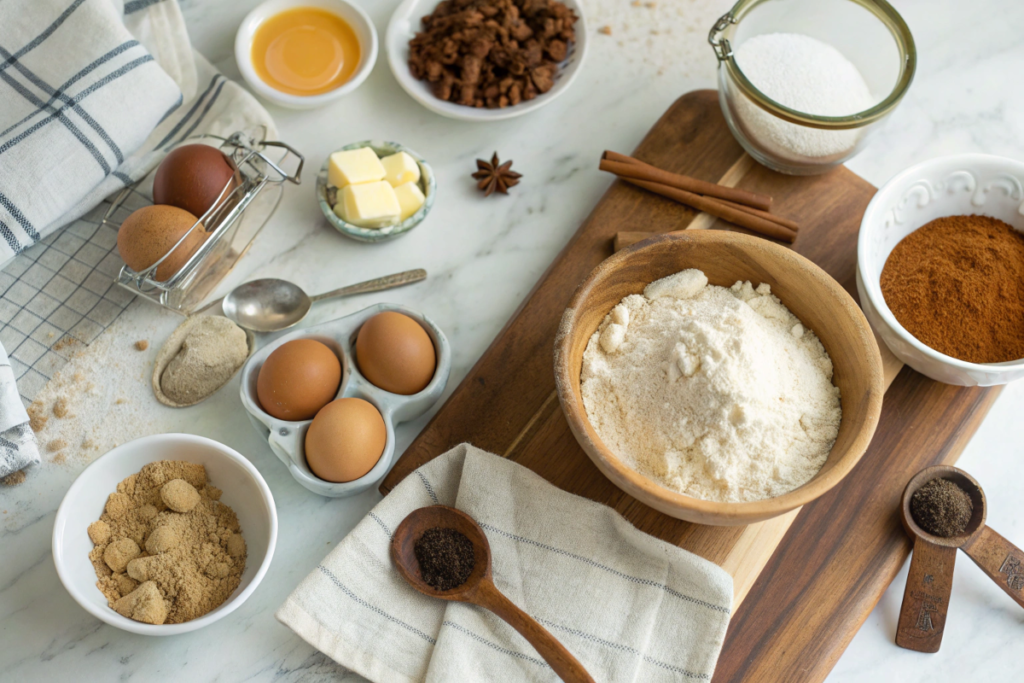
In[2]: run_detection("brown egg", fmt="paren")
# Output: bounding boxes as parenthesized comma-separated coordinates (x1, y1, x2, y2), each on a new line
(257, 339, 341, 420)
(153, 144, 238, 219)
(304, 398, 386, 482)
(355, 312, 436, 395)
(117, 205, 207, 281)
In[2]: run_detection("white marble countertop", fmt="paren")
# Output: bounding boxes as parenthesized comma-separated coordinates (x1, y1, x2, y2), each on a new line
(2, 0, 1023, 680)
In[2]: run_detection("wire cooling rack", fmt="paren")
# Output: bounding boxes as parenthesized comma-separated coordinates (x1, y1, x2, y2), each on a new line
(0, 192, 145, 407)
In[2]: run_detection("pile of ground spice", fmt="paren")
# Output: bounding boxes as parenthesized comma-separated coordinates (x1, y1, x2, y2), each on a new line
(911, 478, 974, 538)
(87, 460, 246, 625)
(880, 215, 1024, 363)
(414, 527, 475, 591)
(408, 0, 578, 108)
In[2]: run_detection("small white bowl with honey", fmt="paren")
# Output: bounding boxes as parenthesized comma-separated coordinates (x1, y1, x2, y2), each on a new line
(235, 0, 378, 109)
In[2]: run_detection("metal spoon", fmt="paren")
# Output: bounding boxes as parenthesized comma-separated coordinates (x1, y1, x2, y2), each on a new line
(391, 505, 595, 683)
(222, 269, 426, 332)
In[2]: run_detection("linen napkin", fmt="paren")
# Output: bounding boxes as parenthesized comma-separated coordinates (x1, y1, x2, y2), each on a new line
(0, 342, 40, 479)
(277, 444, 734, 682)
(0, 0, 276, 266)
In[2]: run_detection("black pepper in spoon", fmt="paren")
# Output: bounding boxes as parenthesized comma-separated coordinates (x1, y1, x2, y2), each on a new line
(910, 478, 973, 537)
(414, 527, 476, 591)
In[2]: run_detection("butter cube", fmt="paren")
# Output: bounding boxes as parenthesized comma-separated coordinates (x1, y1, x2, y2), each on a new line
(393, 181, 425, 221)
(336, 181, 400, 228)
(327, 147, 386, 188)
(380, 152, 421, 188)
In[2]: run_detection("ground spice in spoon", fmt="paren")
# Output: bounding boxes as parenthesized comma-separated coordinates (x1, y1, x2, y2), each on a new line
(414, 527, 475, 591)
(910, 478, 973, 538)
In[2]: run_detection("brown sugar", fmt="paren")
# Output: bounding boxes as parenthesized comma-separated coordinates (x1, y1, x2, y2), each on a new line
(408, 0, 578, 109)
(27, 402, 47, 432)
(53, 397, 69, 418)
(2, 470, 26, 486)
(87, 460, 246, 625)
(881, 215, 1024, 363)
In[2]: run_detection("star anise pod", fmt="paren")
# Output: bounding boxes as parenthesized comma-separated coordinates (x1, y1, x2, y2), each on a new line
(472, 153, 522, 196)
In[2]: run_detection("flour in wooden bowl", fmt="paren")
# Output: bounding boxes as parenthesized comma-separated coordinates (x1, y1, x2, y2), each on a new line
(581, 269, 841, 503)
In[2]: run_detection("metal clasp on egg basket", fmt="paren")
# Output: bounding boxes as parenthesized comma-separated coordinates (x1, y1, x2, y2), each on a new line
(708, 12, 736, 62)
(107, 129, 304, 314)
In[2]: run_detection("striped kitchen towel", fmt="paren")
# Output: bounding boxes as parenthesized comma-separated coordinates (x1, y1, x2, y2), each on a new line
(277, 444, 734, 683)
(0, 0, 275, 266)
(0, 341, 39, 479)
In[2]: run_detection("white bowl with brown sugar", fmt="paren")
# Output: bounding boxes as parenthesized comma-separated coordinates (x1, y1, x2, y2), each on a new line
(52, 434, 277, 635)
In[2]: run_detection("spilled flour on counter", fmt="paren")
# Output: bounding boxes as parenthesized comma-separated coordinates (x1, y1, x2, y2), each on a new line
(581, 269, 841, 502)
(27, 315, 157, 467)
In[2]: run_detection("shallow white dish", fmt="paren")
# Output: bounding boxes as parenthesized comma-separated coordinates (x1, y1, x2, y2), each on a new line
(316, 140, 436, 243)
(386, 0, 587, 121)
(235, 0, 378, 110)
(52, 434, 278, 636)
(857, 153, 1024, 386)
(239, 303, 450, 497)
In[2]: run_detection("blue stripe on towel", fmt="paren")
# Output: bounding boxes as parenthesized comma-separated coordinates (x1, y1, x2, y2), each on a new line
(0, 55, 153, 159)
(154, 75, 220, 149)
(0, 45, 124, 164)
(0, 0, 88, 74)
(0, 191, 40, 241)
(0, 41, 141, 140)
(125, 0, 167, 14)
(539, 619, 712, 680)
(0, 57, 110, 173)
(316, 565, 437, 644)
(173, 77, 227, 144)
(0, 220, 23, 254)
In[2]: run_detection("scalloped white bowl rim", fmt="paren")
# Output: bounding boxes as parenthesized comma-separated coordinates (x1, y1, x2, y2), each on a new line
(857, 153, 1024, 386)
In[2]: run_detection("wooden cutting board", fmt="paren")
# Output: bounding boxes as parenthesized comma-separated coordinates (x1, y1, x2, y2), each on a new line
(381, 90, 1000, 682)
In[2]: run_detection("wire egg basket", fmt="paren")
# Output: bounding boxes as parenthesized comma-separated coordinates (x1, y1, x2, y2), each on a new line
(105, 128, 303, 314)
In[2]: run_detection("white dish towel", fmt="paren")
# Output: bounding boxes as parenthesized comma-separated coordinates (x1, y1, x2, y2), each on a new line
(0, 342, 39, 478)
(277, 444, 734, 682)
(0, 0, 275, 266)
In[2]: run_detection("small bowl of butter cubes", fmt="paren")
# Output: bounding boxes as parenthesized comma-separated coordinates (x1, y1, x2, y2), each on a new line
(317, 140, 436, 242)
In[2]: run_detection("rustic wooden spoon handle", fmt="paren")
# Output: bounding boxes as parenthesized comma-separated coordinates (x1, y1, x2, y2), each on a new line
(961, 526, 1024, 609)
(896, 537, 957, 653)
(473, 580, 595, 683)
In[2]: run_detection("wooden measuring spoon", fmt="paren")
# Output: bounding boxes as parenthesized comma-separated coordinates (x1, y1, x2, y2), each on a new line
(391, 505, 595, 683)
(896, 465, 1024, 652)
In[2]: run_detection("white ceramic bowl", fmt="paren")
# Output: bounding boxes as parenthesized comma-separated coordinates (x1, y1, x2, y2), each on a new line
(235, 0, 378, 110)
(857, 153, 1024, 386)
(240, 303, 451, 497)
(52, 434, 278, 635)
(386, 0, 587, 121)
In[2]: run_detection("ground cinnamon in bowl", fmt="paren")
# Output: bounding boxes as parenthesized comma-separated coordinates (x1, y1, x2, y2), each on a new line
(880, 215, 1024, 364)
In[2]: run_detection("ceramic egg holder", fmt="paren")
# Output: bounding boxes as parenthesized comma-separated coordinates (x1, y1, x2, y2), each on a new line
(240, 303, 450, 497)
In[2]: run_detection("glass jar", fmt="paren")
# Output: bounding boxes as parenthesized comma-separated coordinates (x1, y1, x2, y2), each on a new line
(709, 0, 916, 175)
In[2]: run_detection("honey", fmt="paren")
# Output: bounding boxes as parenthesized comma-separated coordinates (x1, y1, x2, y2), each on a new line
(251, 7, 361, 96)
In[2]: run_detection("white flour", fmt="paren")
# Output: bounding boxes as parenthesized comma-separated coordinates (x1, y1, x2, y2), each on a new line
(581, 269, 841, 503)
(733, 33, 876, 160)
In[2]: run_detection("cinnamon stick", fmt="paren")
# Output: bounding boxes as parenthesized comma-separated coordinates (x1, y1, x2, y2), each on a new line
(603, 151, 773, 211)
(600, 157, 800, 234)
(614, 175, 797, 243)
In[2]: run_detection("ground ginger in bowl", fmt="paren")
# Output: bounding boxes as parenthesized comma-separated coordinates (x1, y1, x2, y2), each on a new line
(87, 460, 246, 625)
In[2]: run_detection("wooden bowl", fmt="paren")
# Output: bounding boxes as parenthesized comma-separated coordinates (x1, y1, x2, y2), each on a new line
(554, 231, 885, 526)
